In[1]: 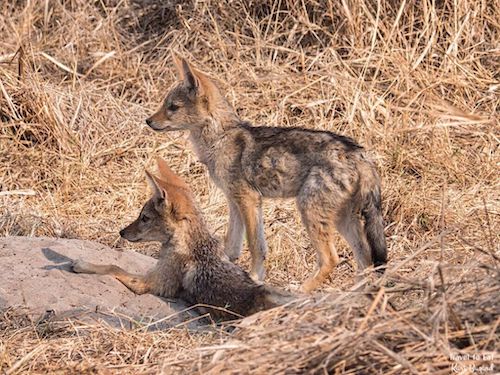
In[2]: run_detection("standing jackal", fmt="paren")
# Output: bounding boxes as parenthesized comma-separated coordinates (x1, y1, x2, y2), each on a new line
(72, 158, 292, 321)
(146, 55, 387, 292)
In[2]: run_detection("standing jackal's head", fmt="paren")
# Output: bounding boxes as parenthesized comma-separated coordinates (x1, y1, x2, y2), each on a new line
(120, 158, 199, 244)
(146, 53, 237, 132)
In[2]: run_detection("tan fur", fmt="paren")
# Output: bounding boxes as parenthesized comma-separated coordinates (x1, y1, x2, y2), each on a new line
(145, 56, 388, 292)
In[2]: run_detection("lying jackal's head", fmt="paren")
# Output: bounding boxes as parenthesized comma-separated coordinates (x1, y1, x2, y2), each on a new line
(120, 158, 198, 244)
(146, 53, 236, 132)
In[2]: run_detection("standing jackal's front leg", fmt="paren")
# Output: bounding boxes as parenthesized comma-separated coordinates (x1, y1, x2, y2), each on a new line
(235, 192, 267, 282)
(224, 199, 245, 261)
(71, 259, 151, 295)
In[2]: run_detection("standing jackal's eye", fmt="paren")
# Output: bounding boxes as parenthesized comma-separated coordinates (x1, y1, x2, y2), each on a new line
(140, 215, 150, 223)
(167, 103, 179, 112)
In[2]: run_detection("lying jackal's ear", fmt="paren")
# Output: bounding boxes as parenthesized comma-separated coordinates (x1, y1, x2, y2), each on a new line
(164, 182, 196, 220)
(147, 159, 196, 219)
(145, 170, 166, 200)
(156, 157, 190, 192)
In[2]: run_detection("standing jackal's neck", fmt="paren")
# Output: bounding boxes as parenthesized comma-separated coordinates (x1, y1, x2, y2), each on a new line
(188, 112, 239, 166)
(187, 87, 241, 164)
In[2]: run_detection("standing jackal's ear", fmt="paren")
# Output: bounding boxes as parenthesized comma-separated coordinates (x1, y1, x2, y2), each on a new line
(171, 51, 183, 73)
(171, 51, 186, 79)
(171, 52, 221, 105)
(171, 51, 197, 92)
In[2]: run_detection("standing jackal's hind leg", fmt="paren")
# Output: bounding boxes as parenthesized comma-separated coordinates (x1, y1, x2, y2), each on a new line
(71, 259, 151, 295)
(334, 205, 372, 274)
(297, 170, 348, 293)
(297, 203, 339, 293)
(299, 220, 339, 293)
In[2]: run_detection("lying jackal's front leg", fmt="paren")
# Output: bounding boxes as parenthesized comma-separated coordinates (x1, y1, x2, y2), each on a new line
(71, 259, 151, 295)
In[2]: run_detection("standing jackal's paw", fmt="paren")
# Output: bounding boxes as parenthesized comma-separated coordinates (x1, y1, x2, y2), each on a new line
(249, 265, 266, 284)
(71, 259, 94, 274)
(299, 277, 322, 294)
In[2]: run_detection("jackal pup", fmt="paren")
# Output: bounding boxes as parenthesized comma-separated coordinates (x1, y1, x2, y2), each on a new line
(72, 158, 292, 321)
(146, 55, 388, 292)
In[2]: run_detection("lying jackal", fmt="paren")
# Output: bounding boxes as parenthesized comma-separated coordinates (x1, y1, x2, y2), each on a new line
(146, 55, 387, 292)
(72, 158, 292, 321)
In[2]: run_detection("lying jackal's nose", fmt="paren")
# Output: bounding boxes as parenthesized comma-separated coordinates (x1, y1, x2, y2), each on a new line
(145, 118, 152, 127)
(119, 229, 125, 237)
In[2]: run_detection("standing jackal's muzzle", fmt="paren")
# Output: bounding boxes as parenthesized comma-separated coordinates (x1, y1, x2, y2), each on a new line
(145, 110, 177, 132)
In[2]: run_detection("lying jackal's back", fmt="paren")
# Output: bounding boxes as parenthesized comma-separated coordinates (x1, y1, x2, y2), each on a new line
(177, 225, 295, 320)
(179, 235, 272, 320)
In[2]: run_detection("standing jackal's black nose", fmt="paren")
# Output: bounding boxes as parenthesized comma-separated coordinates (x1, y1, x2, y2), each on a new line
(119, 229, 125, 237)
(145, 118, 152, 127)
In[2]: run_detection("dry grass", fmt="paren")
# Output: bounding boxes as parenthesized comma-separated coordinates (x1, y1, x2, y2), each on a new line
(0, 0, 498, 373)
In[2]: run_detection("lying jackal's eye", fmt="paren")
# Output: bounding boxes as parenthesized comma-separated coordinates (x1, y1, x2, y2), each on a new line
(167, 103, 179, 112)
(140, 215, 150, 223)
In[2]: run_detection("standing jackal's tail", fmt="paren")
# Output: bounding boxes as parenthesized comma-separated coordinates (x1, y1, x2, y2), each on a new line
(361, 179, 387, 271)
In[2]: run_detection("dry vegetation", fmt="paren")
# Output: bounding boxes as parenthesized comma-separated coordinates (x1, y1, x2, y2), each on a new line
(0, 0, 499, 373)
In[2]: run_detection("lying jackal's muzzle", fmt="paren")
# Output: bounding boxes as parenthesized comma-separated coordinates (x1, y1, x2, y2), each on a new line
(119, 226, 139, 242)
